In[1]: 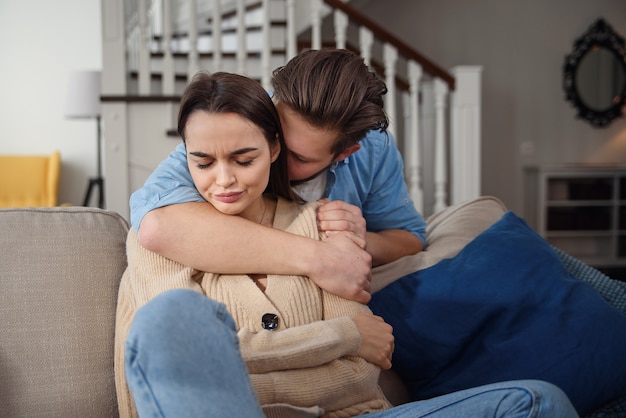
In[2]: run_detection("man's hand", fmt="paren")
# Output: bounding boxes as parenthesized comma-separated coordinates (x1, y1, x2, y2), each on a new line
(317, 199, 367, 248)
(316, 199, 423, 266)
(352, 313, 394, 370)
(309, 232, 372, 304)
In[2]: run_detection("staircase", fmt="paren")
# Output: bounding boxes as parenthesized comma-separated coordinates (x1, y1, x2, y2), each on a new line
(100, 0, 482, 221)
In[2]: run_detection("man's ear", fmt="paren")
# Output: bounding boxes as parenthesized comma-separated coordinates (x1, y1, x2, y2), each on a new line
(333, 144, 361, 162)
(270, 140, 281, 163)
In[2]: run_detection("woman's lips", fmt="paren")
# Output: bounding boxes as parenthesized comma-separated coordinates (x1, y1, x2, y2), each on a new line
(213, 192, 243, 203)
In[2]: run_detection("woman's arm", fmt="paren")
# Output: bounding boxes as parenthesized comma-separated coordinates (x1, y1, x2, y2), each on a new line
(237, 281, 393, 374)
(250, 356, 387, 412)
(244, 293, 393, 415)
(246, 290, 392, 412)
(238, 316, 360, 374)
(139, 202, 373, 303)
(125, 229, 204, 304)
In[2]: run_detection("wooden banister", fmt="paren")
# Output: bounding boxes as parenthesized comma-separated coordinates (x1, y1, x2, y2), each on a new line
(323, 0, 455, 90)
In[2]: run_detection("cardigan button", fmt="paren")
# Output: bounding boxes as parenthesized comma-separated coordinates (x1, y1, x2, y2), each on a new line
(261, 313, 279, 330)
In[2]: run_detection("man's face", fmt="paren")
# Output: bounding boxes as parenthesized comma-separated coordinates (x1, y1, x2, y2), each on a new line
(275, 103, 339, 182)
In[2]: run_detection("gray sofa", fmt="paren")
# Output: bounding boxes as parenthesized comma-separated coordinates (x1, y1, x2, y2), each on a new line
(0, 199, 499, 417)
(1, 199, 624, 417)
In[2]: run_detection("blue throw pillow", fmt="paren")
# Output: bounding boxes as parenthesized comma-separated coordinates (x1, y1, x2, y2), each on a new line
(369, 211, 626, 416)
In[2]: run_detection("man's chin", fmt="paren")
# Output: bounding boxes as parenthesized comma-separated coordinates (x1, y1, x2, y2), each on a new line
(289, 167, 328, 186)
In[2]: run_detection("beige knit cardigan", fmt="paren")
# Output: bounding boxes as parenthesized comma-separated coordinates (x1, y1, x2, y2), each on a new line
(114, 198, 391, 418)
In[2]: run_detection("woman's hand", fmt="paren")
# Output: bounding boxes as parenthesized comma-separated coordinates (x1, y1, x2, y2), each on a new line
(352, 313, 394, 370)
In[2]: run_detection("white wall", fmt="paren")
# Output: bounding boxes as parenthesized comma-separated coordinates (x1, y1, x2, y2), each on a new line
(353, 0, 626, 217)
(0, 0, 102, 206)
(6, 0, 624, 216)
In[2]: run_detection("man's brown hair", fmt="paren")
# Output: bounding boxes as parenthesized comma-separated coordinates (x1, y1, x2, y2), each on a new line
(271, 48, 389, 154)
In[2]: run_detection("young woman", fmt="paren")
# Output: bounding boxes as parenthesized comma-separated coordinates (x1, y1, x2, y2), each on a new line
(114, 72, 578, 418)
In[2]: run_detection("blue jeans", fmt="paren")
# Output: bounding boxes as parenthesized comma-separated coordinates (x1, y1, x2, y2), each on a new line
(125, 289, 578, 418)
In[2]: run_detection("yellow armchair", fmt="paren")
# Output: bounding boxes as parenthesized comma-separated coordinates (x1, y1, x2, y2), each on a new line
(0, 151, 61, 208)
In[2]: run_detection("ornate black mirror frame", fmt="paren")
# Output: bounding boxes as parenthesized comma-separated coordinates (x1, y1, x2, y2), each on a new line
(563, 18, 626, 127)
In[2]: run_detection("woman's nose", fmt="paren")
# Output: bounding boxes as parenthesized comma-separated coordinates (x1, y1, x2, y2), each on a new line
(215, 164, 235, 187)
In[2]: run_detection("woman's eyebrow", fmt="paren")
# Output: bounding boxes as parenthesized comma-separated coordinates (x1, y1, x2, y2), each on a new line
(188, 147, 259, 158)
(231, 147, 259, 156)
(189, 151, 211, 158)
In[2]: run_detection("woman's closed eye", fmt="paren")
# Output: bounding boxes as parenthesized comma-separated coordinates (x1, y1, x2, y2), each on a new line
(195, 160, 214, 169)
(195, 158, 254, 169)
(236, 159, 254, 167)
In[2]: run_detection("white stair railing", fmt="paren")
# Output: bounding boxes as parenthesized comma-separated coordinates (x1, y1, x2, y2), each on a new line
(161, 0, 175, 95)
(406, 60, 423, 212)
(101, 0, 482, 218)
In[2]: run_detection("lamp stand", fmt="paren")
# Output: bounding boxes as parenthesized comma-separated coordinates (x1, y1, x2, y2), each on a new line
(83, 116, 105, 208)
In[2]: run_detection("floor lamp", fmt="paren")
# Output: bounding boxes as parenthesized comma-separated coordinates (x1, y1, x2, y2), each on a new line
(65, 70, 104, 209)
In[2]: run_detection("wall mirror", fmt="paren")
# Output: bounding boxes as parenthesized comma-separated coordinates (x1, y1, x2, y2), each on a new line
(563, 18, 626, 127)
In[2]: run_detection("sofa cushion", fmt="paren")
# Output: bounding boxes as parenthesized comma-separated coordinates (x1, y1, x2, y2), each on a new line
(0, 207, 128, 417)
(371, 196, 508, 293)
(370, 211, 626, 416)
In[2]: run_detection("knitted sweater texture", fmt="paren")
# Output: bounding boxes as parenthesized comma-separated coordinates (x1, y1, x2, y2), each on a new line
(114, 198, 391, 417)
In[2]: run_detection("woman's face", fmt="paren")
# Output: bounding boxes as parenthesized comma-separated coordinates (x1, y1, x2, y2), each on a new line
(185, 111, 279, 221)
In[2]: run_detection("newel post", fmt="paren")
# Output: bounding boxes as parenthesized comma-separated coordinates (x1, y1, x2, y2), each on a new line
(101, 0, 130, 219)
(449, 66, 483, 205)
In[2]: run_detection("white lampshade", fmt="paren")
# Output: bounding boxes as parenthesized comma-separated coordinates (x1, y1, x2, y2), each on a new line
(65, 70, 101, 118)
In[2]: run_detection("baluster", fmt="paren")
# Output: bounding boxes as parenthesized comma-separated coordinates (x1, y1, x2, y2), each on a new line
(161, 0, 175, 95)
(311, 0, 322, 50)
(450, 66, 483, 205)
(359, 26, 373, 67)
(236, 0, 246, 74)
(103, 0, 127, 95)
(187, 0, 199, 81)
(433, 77, 449, 213)
(334, 8, 348, 49)
(407, 60, 423, 212)
(286, 0, 296, 60)
(383, 43, 398, 135)
(150, 0, 162, 38)
(138, 0, 151, 95)
(127, 14, 138, 79)
(212, 0, 223, 72)
(260, 0, 271, 89)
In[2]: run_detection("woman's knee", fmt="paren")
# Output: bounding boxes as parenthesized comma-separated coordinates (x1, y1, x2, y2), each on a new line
(128, 289, 235, 348)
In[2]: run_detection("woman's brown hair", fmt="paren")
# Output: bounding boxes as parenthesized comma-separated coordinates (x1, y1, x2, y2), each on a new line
(178, 71, 295, 201)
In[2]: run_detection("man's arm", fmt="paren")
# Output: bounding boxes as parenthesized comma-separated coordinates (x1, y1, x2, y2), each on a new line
(317, 199, 422, 266)
(139, 202, 373, 303)
(325, 131, 427, 266)
(365, 229, 423, 266)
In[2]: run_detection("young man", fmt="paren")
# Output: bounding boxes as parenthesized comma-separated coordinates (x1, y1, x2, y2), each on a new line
(131, 48, 425, 304)
(129, 49, 625, 416)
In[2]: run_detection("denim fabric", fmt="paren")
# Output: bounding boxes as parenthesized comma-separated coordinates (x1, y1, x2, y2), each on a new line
(367, 380, 578, 418)
(324, 129, 426, 244)
(125, 289, 264, 418)
(125, 289, 578, 418)
(129, 130, 426, 245)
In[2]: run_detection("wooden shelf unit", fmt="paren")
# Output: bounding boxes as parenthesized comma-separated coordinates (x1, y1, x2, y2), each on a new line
(531, 165, 626, 276)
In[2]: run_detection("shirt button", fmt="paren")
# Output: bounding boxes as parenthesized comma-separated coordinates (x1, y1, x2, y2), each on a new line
(262, 313, 279, 330)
